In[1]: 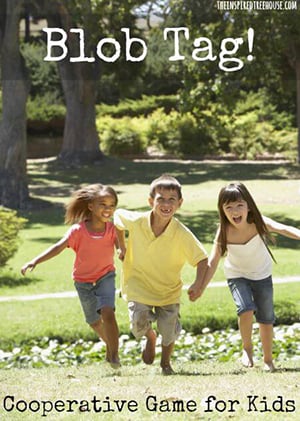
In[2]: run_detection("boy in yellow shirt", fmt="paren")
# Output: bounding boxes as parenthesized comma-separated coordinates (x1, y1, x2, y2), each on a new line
(114, 174, 208, 374)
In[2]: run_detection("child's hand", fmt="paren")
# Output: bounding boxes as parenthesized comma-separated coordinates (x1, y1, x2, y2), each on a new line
(21, 262, 36, 276)
(117, 248, 126, 261)
(188, 281, 203, 302)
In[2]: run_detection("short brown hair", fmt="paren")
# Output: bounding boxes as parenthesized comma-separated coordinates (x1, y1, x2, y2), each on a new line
(149, 174, 182, 199)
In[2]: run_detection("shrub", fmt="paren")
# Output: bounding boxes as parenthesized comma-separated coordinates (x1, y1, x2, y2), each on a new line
(145, 108, 178, 151)
(27, 96, 66, 123)
(146, 109, 222, 156)
(230, 112, 297, 159)
(274, 300, 299, 325)
(98, 116, 146, 156)
(0, 208, 27, 267)
(96, 95, 179, 118)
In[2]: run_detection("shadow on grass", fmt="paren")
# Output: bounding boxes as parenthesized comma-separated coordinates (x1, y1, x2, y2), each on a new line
(28, 156, 300, 189)
(0, 274, 42, 288)
(23, 158, 300, 250)
(175, 368, 246, 376)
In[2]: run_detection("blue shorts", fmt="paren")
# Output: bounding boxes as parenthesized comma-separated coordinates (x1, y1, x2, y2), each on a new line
(227, 276, 275, 324)
(74, 271, 116, 325)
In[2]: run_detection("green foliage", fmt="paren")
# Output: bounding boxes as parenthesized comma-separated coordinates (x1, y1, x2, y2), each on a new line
(274, 300, 299, 325)
(97, 95, 179, 117)
(141, 27, 184, 96)
(98, 116, 146, 156)
(145, 108, 180, 151)
(27, 96, 66, 122)
(1, 324, 299, 368)
(21, 41, 62, 100)
(229, 91, 296, 159)
(96, 90, 296, 159)
(0, 208, 27, 267)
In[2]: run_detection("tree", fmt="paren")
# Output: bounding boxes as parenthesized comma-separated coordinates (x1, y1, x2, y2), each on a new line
(44, 0, 103, 164)
(168, 0, 300, 162)
(0, 0, 29, 208)
(44, 0, 146, 164)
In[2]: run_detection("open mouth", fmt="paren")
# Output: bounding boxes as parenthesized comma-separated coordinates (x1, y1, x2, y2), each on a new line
(233, 216, 242, 224)
(161, 208, 172, 215)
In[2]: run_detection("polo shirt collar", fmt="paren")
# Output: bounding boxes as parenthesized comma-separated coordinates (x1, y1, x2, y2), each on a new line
(145, 211, 177, 238)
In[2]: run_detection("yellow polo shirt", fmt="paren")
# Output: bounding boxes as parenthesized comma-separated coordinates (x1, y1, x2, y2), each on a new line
(114, 209, 207, 306)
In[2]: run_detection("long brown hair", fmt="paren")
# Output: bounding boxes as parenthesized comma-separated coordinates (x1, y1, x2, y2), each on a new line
(217, 182, 275, 260)
(64, 184, 118, 224)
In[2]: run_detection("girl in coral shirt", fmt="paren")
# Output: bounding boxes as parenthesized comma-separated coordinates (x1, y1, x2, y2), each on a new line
(21, 184, 121, 368)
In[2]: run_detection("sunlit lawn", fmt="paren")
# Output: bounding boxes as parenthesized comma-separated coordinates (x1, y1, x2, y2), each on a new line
(5, 158, 300, 291)
(0, 360, 299, 420)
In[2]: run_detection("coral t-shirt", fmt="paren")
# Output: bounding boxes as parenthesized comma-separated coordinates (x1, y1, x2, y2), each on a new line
(65, 221, 116, 283)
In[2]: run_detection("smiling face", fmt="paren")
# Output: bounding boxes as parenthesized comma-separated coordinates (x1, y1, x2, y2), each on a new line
(149, 188, 183, 221)
(222, 199, 249, 227)
(88, 194, 117, 223)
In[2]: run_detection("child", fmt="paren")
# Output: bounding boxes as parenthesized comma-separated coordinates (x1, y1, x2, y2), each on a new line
(188, 181, 300, 372)
(21, 183, 121, 369)
(114, 174, 208, 375)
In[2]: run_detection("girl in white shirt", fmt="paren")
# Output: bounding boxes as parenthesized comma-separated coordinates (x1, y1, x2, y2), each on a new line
(188, 182, 300, 372)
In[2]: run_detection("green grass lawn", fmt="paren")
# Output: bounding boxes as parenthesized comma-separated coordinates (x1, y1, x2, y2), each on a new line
(0, 361, 299, 420)
(1, 158, 300, 346)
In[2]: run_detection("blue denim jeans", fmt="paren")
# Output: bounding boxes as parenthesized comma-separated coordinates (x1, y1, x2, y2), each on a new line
(74, 271, 116, 324)
(227, 275, 275, 324)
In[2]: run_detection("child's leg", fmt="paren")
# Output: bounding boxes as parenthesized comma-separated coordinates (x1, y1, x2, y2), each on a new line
(259, 323, 275, 371)
(238, 310, 254, 367)
(89, 318, 110, 360)
(142, 328, 157, 365)
(128, 301, 157, 365)
(156, 304, 181, 374)
(75, 281, 111, 359)
(92, 272, 120, 367)
(101, 306, 120, 367)
(161, 342, 175, 375)
(251, 276, 275, 371)
(90, 318, 107, 342)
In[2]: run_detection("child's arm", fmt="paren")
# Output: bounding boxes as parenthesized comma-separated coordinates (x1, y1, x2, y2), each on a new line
(188, 257, 208, 302)
(115, 228, 126, 260)
(21, 237, 68, 275)
(263, 216, 300, 240)
(188, 238, 222, 302)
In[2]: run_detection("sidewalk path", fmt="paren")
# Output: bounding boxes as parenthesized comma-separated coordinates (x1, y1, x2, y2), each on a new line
(0, 276, 299, 303)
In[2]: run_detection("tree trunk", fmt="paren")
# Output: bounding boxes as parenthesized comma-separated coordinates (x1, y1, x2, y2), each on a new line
(58, 61, 103, 163)
(47, 2, 103, 165)
(296, 59, 300, 164)
(0, 0, 29, 209)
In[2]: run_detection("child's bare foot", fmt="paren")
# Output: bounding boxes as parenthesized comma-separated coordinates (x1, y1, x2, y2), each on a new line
(142, 330, 156, 365)
(106, 347, 121, 369)
(109, 359, 121, 369)
(241, 349, 254, 368)
(263, 361, 276, 372)
(161, 365, 175, 375)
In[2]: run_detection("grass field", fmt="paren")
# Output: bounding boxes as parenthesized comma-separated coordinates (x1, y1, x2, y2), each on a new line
(0, 360, 299, 420)
(0, 158, 300, 346)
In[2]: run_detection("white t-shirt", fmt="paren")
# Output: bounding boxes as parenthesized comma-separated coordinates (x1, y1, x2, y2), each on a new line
(224, 234, 272, 280)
